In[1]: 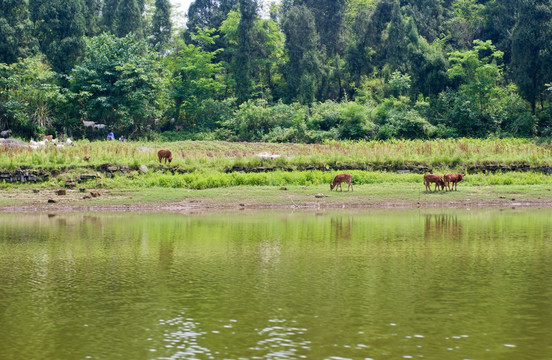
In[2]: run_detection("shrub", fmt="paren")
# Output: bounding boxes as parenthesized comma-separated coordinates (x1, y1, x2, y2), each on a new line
(220, 100, 302, 141)
(338, 102, 376, 140)
(308, 100, 344, 131)
(491, 86, 536, 138)
(374, 97, 434, 139)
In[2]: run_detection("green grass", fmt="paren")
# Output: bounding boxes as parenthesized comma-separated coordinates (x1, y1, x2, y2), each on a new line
(8, 169, 545, 191)
(3, 138, 552, 171)
(1, 139, 552, 193)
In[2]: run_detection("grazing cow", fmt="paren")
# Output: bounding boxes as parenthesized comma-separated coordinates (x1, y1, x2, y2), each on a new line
(444, 173, 465, 191)
(424, 173, 445, 192)
(158, 149, 173, 164)
(1, 129, 12, 138)
(40, 134, 53, 142)
(330, 173, 353, 192)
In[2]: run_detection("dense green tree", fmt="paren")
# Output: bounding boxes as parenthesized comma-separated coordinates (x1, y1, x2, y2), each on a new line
(184, 0, 238, 66)
(0, 0, 36, 64)
(292, 0, 347, 57)
(287, 0, 347, 101)
(480, 0, 517, 63)
(167, 29, 225, 129)
(384, 1, 409, 73)
(221, 9, 285, 101)
(84, 0, 102, 36)
(0, 55, 62, 137)
(345, 0, 394, 91)
(448, 39, 503, 111)
(402, 0, 445, 42)
(187, 0, 238, 30)
(152, 0, 172, 50)
(29, 0, 87, 73)
(70, 33, 168, 136)
(443, 0, 485, 49)
(511, 0, 551, 114)
(432, 40, 505, 137)
(407, 35, 448, 97)
(282, 5, 324, 104)
(345, 7, 375, 91)
(102, 0, 119, 33)
(137, 0, 145, 13)
(3, 0, 552, 142)
(114, 0, 144, 38)
(219, 99, 285, 141)
(234, 0, 257, 104)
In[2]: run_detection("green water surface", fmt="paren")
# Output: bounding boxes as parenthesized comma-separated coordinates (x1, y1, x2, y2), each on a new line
(1, 209, 551, 359)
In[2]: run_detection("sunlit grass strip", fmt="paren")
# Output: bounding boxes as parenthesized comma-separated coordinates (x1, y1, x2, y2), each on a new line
(89, 170, 552, 190)
(2, 138, 552, 170)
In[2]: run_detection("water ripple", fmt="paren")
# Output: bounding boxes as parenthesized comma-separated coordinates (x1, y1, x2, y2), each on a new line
(157, 316, 214, 360)
(250, 319, 310, 359)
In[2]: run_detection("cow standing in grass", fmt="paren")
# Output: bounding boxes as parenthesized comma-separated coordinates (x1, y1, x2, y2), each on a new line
(424, 174, 445, 192)
(330, 173, 353, 192)
(444, 173, 464, 191)
(158, 149, 173, 164)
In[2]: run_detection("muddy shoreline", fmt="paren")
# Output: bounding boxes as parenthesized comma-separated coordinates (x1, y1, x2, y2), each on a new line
(2, 198, 552, 214)
(2, 183, 552, 214)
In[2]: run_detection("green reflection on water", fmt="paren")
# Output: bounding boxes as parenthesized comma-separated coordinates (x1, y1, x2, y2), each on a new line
(0, 209, 551, 360)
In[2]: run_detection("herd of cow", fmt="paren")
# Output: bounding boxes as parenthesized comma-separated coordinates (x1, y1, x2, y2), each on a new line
(329, 172, 465, 192)
(156, 150, 464, 193)
(423, 173, 465, 192)
(5, 131, 468, 193)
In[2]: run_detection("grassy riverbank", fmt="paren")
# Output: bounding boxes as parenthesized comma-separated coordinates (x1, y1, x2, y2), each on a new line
(7, 169, 547, 190)
(1, 139, 552, 211)
(2, 138, 552, 172)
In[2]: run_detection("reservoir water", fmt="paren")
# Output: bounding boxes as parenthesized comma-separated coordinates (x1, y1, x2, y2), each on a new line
(1, 209, 551, 359)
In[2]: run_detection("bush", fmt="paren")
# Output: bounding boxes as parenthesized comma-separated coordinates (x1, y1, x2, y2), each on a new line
(220, 100, 301, 141)
(193, 98, 235, 131)
(337, 102, 376, 140)
(491, 86, 536, 138)
(374, 97, 434, 139)
(308, 100, 344, 131)
(432, 90, 489, 137)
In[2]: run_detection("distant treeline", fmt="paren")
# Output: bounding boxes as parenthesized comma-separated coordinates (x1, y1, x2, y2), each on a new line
(0, 0, 551, 142)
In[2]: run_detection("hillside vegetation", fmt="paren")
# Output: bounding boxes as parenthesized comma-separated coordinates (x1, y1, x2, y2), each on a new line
(0, 0, 551, 143)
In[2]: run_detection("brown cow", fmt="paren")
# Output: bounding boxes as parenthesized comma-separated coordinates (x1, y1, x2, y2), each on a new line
(330, 173, 353, 192)
(444, 173, 464, 191)
(157, 149, 173, 164)
(424, 173, 445, 192)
